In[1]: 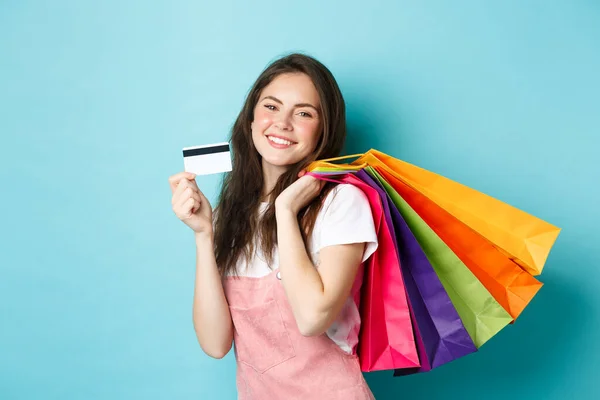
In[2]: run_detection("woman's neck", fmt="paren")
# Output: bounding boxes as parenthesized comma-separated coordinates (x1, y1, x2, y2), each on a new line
(261, 161, 289, 201)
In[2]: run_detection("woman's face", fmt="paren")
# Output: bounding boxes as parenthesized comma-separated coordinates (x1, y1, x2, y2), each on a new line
(251, 73, 322, 172)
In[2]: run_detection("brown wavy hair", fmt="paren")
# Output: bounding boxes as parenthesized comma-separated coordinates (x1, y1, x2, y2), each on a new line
(213, 53, 347, 277)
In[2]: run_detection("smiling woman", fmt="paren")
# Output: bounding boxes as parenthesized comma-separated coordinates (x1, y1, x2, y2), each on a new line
(252, 73, 323, 187)
(168, 53, 378, 399)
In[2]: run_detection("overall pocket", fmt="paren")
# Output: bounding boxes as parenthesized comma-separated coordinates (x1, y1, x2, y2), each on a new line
(229, 299, 296, 373)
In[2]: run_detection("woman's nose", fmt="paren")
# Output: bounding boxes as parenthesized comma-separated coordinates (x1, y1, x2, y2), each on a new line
(274, 113, 293, 131)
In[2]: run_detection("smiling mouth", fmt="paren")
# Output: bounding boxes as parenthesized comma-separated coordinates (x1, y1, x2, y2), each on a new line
(266, 135, 296, 146)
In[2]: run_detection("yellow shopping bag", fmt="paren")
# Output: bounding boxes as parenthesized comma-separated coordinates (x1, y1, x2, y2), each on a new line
(307, 150, 561, 276)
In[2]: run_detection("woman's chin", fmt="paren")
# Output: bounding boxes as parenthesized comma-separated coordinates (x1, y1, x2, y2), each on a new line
(262, 158, 293, 168)
(261, 154, 301, 169)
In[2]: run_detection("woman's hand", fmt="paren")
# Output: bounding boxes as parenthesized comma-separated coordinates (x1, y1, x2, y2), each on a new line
(168, 172, 213, 234)
(275, 172, 325, 215)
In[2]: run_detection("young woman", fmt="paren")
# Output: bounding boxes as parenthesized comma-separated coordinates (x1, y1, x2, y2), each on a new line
(169, 53, 378, 399)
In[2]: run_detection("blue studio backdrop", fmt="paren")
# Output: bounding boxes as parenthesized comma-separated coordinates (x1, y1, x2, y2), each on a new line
(1, 1, 598, 399)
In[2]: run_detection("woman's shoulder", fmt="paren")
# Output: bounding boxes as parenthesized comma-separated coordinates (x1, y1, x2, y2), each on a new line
(319, 182, 370, 217)
(324, 183, 369, 205)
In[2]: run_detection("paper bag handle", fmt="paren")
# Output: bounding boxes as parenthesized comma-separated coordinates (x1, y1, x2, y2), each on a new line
(307, 153, 368, 171)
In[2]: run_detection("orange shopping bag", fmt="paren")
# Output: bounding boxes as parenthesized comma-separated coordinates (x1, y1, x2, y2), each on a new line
(374, 165, 543, 319)
(357, 150, 561, 276)
(309, 150, 561, 276)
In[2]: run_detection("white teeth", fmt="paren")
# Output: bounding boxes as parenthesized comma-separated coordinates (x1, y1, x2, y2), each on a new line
(268, 136, 293, 146)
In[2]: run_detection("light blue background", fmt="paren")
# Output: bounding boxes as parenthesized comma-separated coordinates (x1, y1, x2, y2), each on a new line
(1, 1, 598, 399)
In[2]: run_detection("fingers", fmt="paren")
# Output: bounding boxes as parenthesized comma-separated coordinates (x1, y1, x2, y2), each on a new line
(307, 175, 325, 196)
(183, 197, 199, 217)
(318, 179, 326, 191)
(174, 186, 202, 211)
(168, 172, 196, 193)
(174, 197, 197, 218)
(168, 171, 196, 184)
(295, 175, 326, 199)
(315, 178, 325, 193)
(302, 174, 324, 190)
(172, 178, 192, 202)
(174, 193, 202, 218)
(172, 177, 203, 205)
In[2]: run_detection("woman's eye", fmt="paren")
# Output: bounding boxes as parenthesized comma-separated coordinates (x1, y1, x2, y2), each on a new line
(298, 111, 312, 118)
(264, 104, 277, 111)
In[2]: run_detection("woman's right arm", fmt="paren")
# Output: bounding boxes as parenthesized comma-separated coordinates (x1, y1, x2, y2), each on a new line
(192, 231, 233, 359)
(168, 171, 233, 359)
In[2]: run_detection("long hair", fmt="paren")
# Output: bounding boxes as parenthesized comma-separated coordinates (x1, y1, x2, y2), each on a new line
(213, 53, 347, 277)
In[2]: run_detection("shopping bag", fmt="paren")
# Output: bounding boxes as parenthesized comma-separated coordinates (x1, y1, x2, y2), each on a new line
(308, 172, 420, 371)
(365, 167, 513, 347)
(307, 156, 545, 318)
(361, 150, 560, 275)
(373, 166, 543, 319)
(308, 150, 561, 275)
(355, 170, 477, 374)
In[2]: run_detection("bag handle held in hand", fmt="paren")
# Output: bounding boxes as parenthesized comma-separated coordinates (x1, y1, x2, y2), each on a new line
(307, 153, 368, 171)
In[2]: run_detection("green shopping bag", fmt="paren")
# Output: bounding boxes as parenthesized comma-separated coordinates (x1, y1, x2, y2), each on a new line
(367, 167, 513, 347)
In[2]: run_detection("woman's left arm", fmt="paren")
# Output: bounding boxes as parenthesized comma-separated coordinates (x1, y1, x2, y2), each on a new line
(275, 208, 365, 336)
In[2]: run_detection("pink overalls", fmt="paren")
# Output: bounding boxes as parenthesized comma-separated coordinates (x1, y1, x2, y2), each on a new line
(223, 268, 375, 400)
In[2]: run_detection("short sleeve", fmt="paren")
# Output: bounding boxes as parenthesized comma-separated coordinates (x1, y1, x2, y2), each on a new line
(316, 184, 378, 263)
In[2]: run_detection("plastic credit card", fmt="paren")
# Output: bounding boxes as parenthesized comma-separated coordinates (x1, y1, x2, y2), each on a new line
(182, 142, 232, 176)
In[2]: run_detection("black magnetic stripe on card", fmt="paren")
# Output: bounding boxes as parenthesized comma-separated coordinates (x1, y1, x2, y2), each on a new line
(183, 144, 230, 157)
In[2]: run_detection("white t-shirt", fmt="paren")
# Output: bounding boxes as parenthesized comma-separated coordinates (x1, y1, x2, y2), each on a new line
(231, 184, 379, 354)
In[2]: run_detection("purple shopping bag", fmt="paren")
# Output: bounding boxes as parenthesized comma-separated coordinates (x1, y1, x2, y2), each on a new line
(356, 170, 477, 374)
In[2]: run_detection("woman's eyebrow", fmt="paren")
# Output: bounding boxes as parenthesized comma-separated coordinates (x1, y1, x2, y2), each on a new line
(260, 95, 320, 112)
